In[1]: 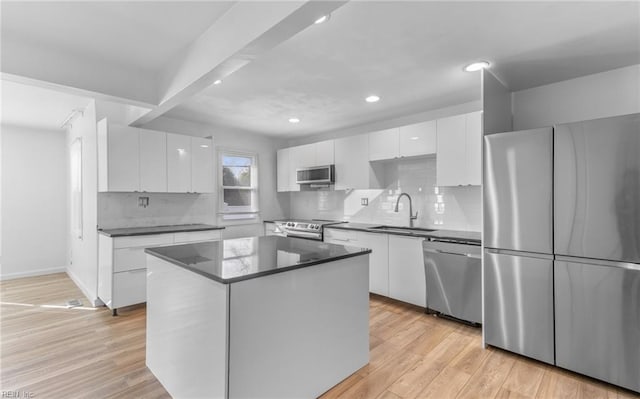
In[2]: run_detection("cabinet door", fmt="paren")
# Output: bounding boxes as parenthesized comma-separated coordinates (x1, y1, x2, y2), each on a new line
(465, 111, 482, 186)
(108, 125, 140, 191)
(139, 130, 167, 192)
(369, 128, 399, 161)
(315, 140, 334, 166)
(276, 148, 291, 192)
(167, 133, 192, 193)
(388, 235, 426, 307)
(436, 114, 466, 186)
(191, 137, 214, 193)
(400, 121, 436, 157)
(334, 134, 370, 190)
(357, 232, 389, 296)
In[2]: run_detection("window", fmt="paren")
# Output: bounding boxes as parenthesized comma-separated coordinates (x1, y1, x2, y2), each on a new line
(219, 151, 258, 219)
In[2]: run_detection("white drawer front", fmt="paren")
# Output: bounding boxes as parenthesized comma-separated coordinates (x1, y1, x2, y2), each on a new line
(174, 230, 221, 243)
(113, 234, 174, 249)
(112, 269, 147, 308)
(324, 228, 357, 243)
(113, 247, 149, 273)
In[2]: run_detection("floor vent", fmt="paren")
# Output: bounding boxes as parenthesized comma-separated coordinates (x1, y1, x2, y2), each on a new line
(66, 299, 83, 308)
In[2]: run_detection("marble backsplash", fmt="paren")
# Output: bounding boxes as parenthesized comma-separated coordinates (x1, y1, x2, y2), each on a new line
(98, 192, 216, 229)
(290, 157, 481, 232)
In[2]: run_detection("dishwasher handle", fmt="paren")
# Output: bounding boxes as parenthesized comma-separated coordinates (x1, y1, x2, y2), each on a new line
(423, 247, 481, 259)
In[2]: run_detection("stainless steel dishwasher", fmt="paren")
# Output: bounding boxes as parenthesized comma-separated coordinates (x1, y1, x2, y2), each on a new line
(422, 238, 482, 325)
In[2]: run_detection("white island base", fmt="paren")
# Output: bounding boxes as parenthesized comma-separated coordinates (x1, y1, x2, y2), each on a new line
(146, 254, 370, 398)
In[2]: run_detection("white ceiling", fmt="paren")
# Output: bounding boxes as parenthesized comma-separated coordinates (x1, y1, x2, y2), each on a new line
(165, 1, 640, 137)
(1, 80, 91, 130)
(1, 1, 638, 138)
(1, 1, 235, 72)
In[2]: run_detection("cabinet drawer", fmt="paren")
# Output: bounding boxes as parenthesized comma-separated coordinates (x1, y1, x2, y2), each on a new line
(174, 230, 221, 243)
(112, 269, 147, 308)
(113, 234, 174, 249)
(324, 228, 357, 243)
(114, 247, 162, 272)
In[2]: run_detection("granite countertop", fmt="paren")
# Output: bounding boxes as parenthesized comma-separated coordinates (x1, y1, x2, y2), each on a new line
(98, 224, 224, 237)
(145, 235, 372, 284)
(326, 222, 481, 244)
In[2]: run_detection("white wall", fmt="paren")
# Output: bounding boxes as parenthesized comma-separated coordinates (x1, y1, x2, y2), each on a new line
(512, 64, 640, 130)
(66, 100, 100, 304)
(1, 124, 69, 279)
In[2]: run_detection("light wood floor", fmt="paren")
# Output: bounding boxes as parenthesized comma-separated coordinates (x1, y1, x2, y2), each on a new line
(1, 273, 637, 399)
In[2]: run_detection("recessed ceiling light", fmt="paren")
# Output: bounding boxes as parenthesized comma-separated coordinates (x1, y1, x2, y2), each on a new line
(314, 14, 330, 24)
(365, 95, 380, 103)
(213, 79, 222, 85)
(200, 144, 209, 148)
(288, 117, 300, 124)
(463, 61, 490, 72)
(410, 136, 420, 140)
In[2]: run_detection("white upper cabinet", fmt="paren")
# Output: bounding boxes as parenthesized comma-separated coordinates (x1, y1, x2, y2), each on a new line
(399, 120, 437, 157)
(277, 148, 291, 193)
(139, 130, 167, 193)
(315, 140, 334, 166)
(436, 114, 467, 186)
(191, 137, 214, 193)
(167, 133, 192, 193)
(465, 111, 483, 186)
(436, 111, 482, 187)
(98, 121, 140, 192)
(369, 128, 399, 161)
(335, 134, 372, 190)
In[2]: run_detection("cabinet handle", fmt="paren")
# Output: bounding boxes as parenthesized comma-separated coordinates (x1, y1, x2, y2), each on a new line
(128, 269, 147, 274)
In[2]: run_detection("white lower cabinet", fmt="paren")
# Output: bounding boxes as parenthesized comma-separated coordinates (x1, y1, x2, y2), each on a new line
(324, 228, 391, 297)
(357, 232, 389, 296)
(388, 235, 426, 307)
(98, 230, 221, 314)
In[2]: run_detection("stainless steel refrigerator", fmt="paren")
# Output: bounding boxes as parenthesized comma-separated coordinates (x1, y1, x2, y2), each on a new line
(483, 113, 640, 393)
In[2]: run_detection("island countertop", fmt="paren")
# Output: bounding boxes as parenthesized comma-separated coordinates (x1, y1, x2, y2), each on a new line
(145, 235, 371, 284)
(98, 223, 224, 237)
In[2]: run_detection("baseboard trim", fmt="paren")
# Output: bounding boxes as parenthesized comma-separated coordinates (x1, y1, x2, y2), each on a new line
(0, 266, 67, 281)
(65, 268, 103, 307)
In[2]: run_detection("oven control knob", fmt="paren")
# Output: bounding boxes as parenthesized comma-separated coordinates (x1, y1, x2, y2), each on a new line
(312, 224, 319, 230)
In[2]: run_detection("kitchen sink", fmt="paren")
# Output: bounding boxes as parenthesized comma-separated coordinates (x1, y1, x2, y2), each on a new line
(369, 225, 437, 234)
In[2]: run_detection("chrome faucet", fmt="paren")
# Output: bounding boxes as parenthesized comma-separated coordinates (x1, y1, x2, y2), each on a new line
(394, 192, 418, 228)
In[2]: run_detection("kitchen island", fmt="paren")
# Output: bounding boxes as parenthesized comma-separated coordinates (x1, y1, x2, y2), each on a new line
(145, 236, 371, 399)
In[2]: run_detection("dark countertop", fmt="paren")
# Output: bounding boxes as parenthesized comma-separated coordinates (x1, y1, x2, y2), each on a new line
(145, 235, 372, 284)
(326, 222, 481, 244)
(98, 224, 224, 237)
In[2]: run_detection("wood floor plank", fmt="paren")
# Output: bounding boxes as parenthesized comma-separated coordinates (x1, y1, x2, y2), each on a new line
(456, 349, 517, 399)
(414, 365, 471, 399)
(501, 357, 546, 398)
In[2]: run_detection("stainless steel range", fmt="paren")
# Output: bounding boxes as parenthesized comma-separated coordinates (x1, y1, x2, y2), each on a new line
(274, 219, 345, 241)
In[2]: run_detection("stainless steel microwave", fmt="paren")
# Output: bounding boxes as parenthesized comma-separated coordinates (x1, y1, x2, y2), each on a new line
(296, 165, 335, 185)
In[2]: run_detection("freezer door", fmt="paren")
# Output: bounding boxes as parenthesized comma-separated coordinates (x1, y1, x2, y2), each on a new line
(484, 128, 553, 253)
(555, 258, 640, 393)
(483, 249, 555, 364)
(555, 113, 640, 263)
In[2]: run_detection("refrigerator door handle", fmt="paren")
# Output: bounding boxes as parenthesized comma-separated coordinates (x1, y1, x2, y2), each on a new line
(555, 255, 640, 271)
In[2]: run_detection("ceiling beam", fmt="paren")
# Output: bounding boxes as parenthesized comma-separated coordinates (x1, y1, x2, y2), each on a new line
(131, 1, 348, 126)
